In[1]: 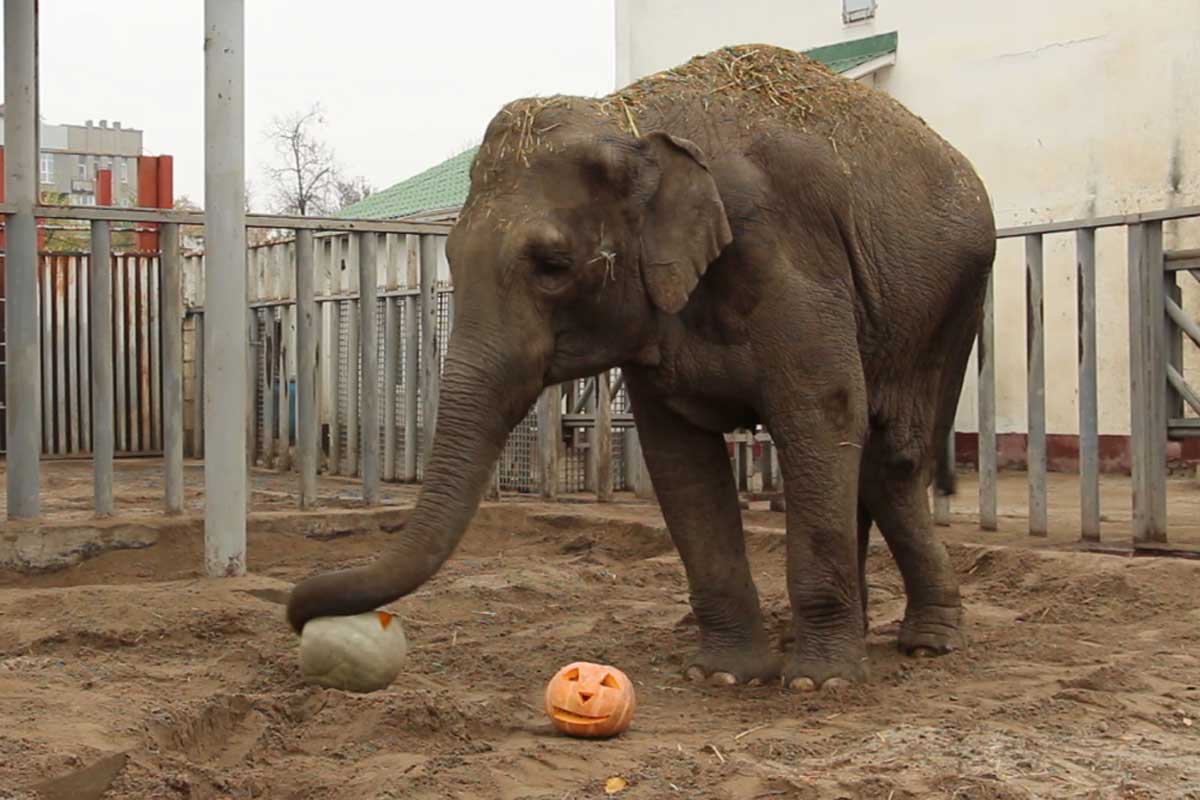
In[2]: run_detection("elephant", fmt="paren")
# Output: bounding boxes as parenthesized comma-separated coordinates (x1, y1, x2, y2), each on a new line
(287, 44, 996, 690)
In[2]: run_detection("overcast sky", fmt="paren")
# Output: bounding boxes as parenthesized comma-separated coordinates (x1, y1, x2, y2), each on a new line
(20, 1, 615, 209)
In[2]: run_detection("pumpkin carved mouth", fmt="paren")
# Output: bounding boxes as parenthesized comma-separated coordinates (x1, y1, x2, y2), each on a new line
(551, 707, 610, 725)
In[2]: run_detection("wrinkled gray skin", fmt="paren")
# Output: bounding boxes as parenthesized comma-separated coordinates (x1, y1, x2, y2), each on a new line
(288, 46, 996, 690)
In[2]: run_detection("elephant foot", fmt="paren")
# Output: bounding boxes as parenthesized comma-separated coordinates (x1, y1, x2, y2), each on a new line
(898, 602, 964, 657)
(781, 648, 869, 692)
(685, 644, 778, 687)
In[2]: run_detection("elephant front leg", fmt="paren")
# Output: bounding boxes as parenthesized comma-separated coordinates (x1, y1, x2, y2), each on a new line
(629, 387, 776, 687)
(771, 393, 870, 691)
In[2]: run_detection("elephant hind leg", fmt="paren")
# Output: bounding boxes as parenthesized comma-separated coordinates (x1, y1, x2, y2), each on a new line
(861, 450, 963, 657)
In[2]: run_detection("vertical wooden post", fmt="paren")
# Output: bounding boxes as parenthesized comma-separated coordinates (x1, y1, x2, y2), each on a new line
(539, 385, 562, 498)
(403, 294, 419, 481)
(296, 229, 318, 506)
(66, 258, 79, 453)
(359, 232, 380, 504)
(934, 427, 954, 526)
(193, 314, 205, 459)
(419, 235, 440, 465)
(977, 273, 997, 531)
(383, 297, 399, 481)
(53, 258, 67, 454)
(328, 300, 342, 474)
(1076, 229, 1100, 541)
(345, 297, 360, 477)
(162, 223, 184, 514)
(260, 310, 274, 468)
(1127, 222, 1168, 544)
(625, 427, 655, 500)
(593, 371, 613, 502)
(40, 257, 53, 452)
(1025, 234, 1047, 537)
(114, 260, 128, 454)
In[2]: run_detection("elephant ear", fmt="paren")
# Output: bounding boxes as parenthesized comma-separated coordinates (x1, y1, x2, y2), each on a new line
(638, 132, 733, 314)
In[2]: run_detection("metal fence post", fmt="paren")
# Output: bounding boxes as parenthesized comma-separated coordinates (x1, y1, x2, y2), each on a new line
(296, 228, 318, 506)
(1076, 229, 1100, 541)
(162, 223, 184, 514)
(90, 222, 114, 515)
(203, 0, 248, 576)
(1025, 234, 1047, 537)
(1127, 222, 1168, 543)
(359, 232, 380, 504)
(4, 0, 42, 519)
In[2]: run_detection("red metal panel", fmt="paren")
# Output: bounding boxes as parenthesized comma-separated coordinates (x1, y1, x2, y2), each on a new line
(96, 169, 113, 206)
(156, 155, 173, 209)
(136, 156, 159, 252)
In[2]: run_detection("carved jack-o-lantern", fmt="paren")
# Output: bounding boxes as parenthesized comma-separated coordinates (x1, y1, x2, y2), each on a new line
(544, 661, 637, 738)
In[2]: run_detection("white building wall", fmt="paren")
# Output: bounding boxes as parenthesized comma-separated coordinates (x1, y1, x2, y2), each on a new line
(615, 0, 1200, 438)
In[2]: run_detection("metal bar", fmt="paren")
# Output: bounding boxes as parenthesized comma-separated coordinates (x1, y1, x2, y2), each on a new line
(383, 296, 399, 481)
(114, 259, 128, 452)
(295, 229, 318, 506)
(562, 413, 637, 429)
(3, 0, 41, 515)
(572, 377, 597, 415)
(977, 273, 997, 531)
(161, 224, 184, 513)
(66, 258, 79, 452)
(90, 221, 114, 514)
(359, 232, 381, 504)
(593, 371, 613, 502)
(403, 294, 419, 481)
(1127, 222, 1168, 544)
(203, 0, 248, 576)
(1025, 235, 1047, 537)
(1166, 365, 1200, 417)
(1076, 229, 1100, 541)
(539, 385, 562, 498)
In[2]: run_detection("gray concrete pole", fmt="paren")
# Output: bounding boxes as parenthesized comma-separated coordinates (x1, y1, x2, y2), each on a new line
(161, 223, 185, 514)
(203, 0, 248, 576)
(359, 233, 380, 504)
(4, 0, 42, 519)
(295, 229, 318, 507)
(89, 221, 114, 515)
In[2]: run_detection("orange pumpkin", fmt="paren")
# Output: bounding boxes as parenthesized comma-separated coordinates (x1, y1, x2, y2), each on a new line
(544, 661, 637, 738)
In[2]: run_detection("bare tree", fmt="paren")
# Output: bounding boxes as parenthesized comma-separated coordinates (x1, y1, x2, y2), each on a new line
(263, 103, 338, 216)
(333, 174, 374, 211)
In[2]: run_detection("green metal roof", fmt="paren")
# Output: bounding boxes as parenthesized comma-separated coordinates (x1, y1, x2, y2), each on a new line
(341, 31, 898, 221)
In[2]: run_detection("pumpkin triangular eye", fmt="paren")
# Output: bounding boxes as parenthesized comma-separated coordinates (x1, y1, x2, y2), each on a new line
(564, 668, 580, 681)
(601, 673, 620, 689)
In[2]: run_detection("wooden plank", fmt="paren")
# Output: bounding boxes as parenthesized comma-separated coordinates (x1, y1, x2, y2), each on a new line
(161, 224, 184, 513)
(296, 229, 318, 506)
(30, 204, 454, 234)
(79, 253, 92, 453)
(54, 257, 68, 455)
(977, 271, 997, 531)
(90, 223, 114, 514)
(538, 385, 562, 498)
(403, 294, 419, 481)
(139, 257, 153, 452)
(260, 310, 274, 468)
(1166, 365, 1200, 416)
(345, 299, 360, 477)
(1076, 229, 1100, 541)
(328, 300, 342, 475)
(1025, 234, 1047, 537)
(419, 235, 440, 465)
(593, 371, 613, 502)
(624, 427, 655, 500)
(149, 257, 162, 450)
(278, 311, 290, 467)
(1165, 273, 1184, 421)
(66, 257, 80, 452)
(1166, 294, 1200, 348)
(192, 314, 205, 459)
(359, 232, 381, 503)
(128, 257, 142, 453)
(41, 257, 54, 452)
(383, 297, 399, 481)
(113, 258, 128, 453)
(1127, 222, 1168, 544)
(934, 427, 954, 526)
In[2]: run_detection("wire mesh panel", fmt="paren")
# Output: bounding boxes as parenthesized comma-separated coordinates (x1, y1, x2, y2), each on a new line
(500, 408, 539, 493)
(612, 368, 629, 491)
(252, 309, 267, 464)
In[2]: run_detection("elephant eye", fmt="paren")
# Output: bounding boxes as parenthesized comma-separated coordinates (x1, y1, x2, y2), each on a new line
(533, 252, 573, 275)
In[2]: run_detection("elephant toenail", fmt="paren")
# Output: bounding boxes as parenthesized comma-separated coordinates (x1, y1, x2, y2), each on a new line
(789, 677, 818, 692)
(709, 672, 738, 686)
(686, 666, 707, 682)
(747, 678, 763, 687)
(912, 647, 935, 659)
(822, 678, 851, 691)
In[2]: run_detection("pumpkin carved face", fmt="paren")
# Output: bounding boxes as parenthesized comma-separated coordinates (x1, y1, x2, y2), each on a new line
(544, 661, 636, 738)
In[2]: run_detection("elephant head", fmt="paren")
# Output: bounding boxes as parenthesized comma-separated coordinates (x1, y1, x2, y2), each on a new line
(286, 99, 732, 632)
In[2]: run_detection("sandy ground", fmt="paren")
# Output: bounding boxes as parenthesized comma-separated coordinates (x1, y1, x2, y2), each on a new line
(1, 461, 1199, 799)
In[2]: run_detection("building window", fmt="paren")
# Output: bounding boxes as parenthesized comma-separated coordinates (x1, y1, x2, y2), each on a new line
(77, 159, 87, 178)
(103, 157, 112, 172)
(843, 0, 876, 23)
(120, 159, 129, 184)
(40, 153, 54, 183)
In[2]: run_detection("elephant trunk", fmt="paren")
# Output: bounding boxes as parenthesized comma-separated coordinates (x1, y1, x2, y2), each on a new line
(286, 323, 539, 633)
